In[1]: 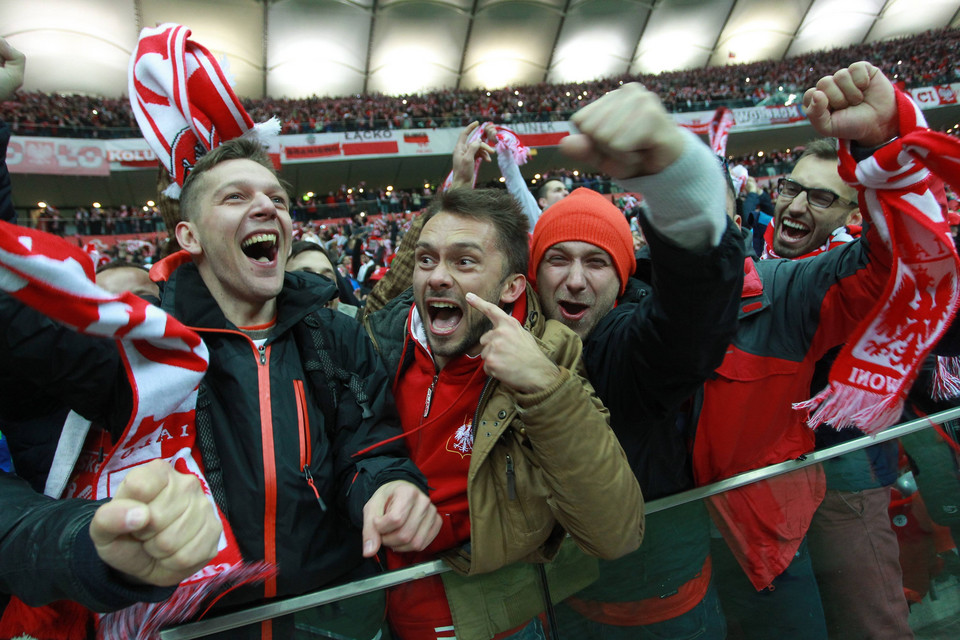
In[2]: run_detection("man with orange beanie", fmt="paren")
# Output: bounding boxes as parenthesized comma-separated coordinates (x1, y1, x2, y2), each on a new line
(530, 83, 745, 638)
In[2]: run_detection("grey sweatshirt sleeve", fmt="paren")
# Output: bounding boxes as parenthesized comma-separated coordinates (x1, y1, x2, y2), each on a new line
(615, 128, 727, 252)
(497, 147, 542, 229)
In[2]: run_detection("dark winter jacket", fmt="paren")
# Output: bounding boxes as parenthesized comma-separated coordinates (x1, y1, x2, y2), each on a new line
(157, 262, 427, 604)
(0, 263, 426, 619)
(574, 215, 744, 603)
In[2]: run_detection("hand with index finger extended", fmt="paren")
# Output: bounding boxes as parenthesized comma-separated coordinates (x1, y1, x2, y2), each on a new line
(464, 290, 511, 325)
(361, 480, 440, 557)
(465, 292, 561, 394)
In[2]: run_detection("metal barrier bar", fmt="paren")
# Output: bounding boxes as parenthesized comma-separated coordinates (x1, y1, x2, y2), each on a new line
(160, 406, 960, 638)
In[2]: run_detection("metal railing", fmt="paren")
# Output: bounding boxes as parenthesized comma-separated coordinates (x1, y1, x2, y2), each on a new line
(159, 405, 960, 639)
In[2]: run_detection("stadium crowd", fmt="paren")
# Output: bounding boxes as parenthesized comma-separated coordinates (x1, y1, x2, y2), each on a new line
(1, 27, 958, 138)
(3, 24, 960, 640)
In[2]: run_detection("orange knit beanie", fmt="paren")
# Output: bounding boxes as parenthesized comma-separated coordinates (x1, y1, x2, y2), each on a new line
(530, 188, 636, 295)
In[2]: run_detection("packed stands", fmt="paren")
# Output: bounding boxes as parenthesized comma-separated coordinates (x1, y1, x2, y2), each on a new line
(2, 28, 958, 138)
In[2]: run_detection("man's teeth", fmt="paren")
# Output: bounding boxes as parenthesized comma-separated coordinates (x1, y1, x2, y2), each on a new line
(242, 233, 277, 248)
(431, 302, 458, 309)
(781, 219, 807, 232)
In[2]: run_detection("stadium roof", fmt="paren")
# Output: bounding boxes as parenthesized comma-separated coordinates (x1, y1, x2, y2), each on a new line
(6, 0, 960, 99)
(5, 0, 960, 209)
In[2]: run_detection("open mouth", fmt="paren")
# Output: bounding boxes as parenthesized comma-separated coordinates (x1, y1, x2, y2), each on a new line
(558, 300, 589, 320)
(778, 218, 810, 243)
(241, 232, 279, 264)
(427, 300, 463, 336)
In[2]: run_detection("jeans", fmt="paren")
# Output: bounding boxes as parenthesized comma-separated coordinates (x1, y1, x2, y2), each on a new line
(711, 536, 827, 640)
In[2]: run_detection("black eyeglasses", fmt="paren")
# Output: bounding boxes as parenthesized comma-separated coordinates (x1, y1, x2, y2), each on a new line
(777, 178, 853, 209)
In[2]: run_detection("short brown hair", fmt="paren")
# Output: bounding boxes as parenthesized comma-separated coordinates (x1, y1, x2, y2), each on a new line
(179, 137, 285, 221)
(424, 188, 529, 278)
(537, 179, 565, 201)
(798, 138, 839, 162)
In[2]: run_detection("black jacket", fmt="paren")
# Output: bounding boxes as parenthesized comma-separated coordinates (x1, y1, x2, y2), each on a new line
(0, 294, 169, 611)
(158, 263, 426, 604)
(586, 216, 744, 500)
(576, 216, 744, 602)
(0, 263, 425, 616)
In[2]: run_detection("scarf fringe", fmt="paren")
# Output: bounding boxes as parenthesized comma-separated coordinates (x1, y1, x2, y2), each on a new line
(931, 355, 960, 401)
(98, 561, 276, 640)
(795, 384, 905, 436)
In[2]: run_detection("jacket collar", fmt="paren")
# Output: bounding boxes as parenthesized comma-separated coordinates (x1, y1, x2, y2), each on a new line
(158, 260, 337, 335)
(738, 257, 768, 318)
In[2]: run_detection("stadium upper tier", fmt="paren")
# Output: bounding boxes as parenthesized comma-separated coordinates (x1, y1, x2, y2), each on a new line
(2, 28, 958, 140)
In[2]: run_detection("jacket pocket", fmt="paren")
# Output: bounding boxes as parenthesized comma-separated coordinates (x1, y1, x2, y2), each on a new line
(488, 431, 554, 544)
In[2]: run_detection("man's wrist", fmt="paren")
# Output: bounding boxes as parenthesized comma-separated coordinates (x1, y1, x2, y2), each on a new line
(851, 136, 898, 162)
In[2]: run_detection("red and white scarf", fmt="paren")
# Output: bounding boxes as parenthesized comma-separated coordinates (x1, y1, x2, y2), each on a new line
(0, 223, 274, 639)
(761, 222, 860, 260)
(440, 122, 530, 191)
(796, 89, 960, 434)
(129, 23, 279, 198)
(708, 106, 735, 156)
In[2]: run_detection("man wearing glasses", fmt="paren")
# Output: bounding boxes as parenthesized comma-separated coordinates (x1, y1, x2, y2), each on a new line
(765, 142, 862, 259)
(769, 141, 914, 639)
(693, 62, 917, 640)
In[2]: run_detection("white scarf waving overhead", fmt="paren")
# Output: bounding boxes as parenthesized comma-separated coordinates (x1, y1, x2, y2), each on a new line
(129, 22, 279, 198)
(440, 122, 531, 191)
(0, 222, 274, 639)
(796, 88, 960, 434)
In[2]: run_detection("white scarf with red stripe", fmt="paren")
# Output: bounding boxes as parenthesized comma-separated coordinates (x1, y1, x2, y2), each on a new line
(0, 222, 274, 639)
(796, 89, 960, 433)
(709, 106, 735, 156)
(129, 23, 279, 198)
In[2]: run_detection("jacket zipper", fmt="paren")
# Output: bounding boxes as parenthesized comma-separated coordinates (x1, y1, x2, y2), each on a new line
(187, 327, 279, 611)
(294, 380, 326, 511)
(505, 453, 516, 500)
(254, 341, 278, 601)
(423, 373, 439, 418)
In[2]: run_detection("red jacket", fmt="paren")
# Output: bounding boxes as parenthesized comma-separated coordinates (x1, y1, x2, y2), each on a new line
(693, 226, 888, 589)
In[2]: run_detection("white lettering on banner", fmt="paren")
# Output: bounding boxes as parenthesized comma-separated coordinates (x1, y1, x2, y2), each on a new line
(6, 137, 108, 175)
(108, 148, 157, 162)
(5, 141, 22, 165)
(58, 144, 103, 169)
